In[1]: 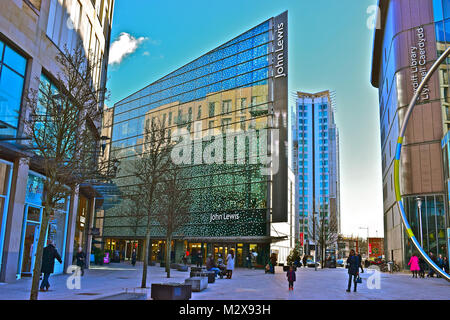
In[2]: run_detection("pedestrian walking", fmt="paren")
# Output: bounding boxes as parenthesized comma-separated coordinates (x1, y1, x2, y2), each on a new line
(302, 255, 307, 268)
(427, 251, 437, 278)
(246, 252, 252, 269)
(443, 256, 449, 274)
(418, 256, 426, 278)
(286, 265, 296, 291)
(40, 240, 62, 292)
(75, 247, 86, 276)
(436, 254, 444, 278)
(357, 253, 364, 273)
(196, 250, 203, 267)
(131, 248, 137, 266)
(407, 253, 420, 278)
(346, 249, 360, 293)
(270, 253, 277, 274)
(226, 250, 235, 279)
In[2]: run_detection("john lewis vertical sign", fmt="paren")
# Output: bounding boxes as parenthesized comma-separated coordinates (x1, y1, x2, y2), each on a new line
(272, 11, 288, 223)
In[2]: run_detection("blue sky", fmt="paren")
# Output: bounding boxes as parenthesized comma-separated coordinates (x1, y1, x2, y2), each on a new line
(106, 0, 382, 238)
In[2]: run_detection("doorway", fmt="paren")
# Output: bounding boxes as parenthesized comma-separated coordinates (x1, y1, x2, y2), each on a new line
(21, 223, 40, 274)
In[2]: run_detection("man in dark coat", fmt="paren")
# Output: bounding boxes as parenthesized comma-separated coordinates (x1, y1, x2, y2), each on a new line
(302, 255, 307, 268)
(75, 247, 86, 276)
(131, 249, 137, 266)
(427, 251, 437, 278)
(346, 249, 360, 292)
(40, 241, 62, 291)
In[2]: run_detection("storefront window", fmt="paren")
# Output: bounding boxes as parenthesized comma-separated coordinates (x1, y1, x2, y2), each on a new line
(18, 172, 69, 277)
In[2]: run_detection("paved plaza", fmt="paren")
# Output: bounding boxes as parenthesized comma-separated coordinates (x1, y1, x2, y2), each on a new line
(0, 262, 448, 300)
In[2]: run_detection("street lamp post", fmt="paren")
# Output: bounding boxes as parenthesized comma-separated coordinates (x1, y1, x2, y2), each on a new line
(359, 226, 369, 262)
(415, 197, 423, 247)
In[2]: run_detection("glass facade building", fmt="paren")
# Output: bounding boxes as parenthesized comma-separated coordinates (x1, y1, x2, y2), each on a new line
(294, 91, 340, 254)
(371, 0, 450, 267)
(101, 12, 290, 267)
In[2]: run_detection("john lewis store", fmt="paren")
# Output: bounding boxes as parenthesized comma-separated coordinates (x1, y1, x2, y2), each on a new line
(98, 12, 294, 266)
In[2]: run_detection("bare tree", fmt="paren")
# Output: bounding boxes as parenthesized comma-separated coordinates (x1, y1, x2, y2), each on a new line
(22, 43, 107, 300)
(127, 118, 172, 288)
(309, 206, 339, 268)
(154, 163, 191, 278)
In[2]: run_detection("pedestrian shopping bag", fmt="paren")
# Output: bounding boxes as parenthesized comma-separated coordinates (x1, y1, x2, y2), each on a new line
(356, 275, 362, 284)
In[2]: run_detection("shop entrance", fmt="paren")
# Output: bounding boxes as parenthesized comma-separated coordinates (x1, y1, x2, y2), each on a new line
(21, 223, 39, 274)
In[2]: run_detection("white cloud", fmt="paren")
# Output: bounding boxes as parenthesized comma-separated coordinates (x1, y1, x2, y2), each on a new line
(108, 32, 148, 65)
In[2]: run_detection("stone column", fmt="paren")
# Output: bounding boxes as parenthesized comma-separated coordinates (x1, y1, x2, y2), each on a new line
(0, 158, 29, 283)
(84, 197, 95, 269)
(63, 186, 79, 273)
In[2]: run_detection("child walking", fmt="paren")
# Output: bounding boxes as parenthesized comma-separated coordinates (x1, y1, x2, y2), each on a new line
(286, 265, 296, 290)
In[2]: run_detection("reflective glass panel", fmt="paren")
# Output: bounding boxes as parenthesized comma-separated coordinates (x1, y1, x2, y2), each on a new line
(0, 65, 24, 128)
(3, 45, 26, 76)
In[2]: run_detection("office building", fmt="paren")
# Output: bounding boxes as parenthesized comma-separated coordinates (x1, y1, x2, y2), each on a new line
(371, 0, 449, 267)
(0, 0, 114, 282)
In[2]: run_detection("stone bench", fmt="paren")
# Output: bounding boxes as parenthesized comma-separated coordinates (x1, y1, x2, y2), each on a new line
(190, 271, 216, 283)
(151, 283, 192, 300)
(170, 263, 180, 269)
(185, 277, 208, 292)
(190, 267, 207, 272)
(177, 265, 189, 272)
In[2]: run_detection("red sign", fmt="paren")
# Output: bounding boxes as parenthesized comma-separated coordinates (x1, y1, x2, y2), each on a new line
(369, 243, 372, 254)
(300, 232, 304, 246)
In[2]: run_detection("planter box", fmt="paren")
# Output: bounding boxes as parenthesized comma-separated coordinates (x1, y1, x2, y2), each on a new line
(184, 277, 208, 292)
(177, 265, 189, 272)
(170, 263, 180, 269)
(160, 262, 166, 268)
(149, 262, 156, 266)
(151, 283, 192, 300)
(190, 271, 215, 283)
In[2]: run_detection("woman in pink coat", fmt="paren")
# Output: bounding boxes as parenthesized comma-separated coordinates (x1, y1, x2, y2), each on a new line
(408, 254, 420, 278)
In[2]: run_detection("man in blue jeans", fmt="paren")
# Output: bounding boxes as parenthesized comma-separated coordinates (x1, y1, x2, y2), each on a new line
(206, 254, 221, 277)
(40, 240, 62, 291)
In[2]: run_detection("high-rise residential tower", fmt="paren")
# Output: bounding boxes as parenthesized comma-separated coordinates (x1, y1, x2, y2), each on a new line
(294, 91, 340, 257)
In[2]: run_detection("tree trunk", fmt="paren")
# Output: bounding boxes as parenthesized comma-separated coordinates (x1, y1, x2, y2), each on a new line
(30, 205, 52, 300)
(165, 236, 171, 278)
(141, 231, 150, 288)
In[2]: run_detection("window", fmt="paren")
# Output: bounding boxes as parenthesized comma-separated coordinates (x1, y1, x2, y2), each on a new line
(222, 100, 232, 114)
(240, 98, 247, 113)
(208, 120, 215, 135)
(221, 118, 232, 133)
(0, 42, 27, 137)
(168, 112, 172, 125)
(197, 106, 202, 120)
(240, 117, 246, 131)
(209, 102, 215, 117)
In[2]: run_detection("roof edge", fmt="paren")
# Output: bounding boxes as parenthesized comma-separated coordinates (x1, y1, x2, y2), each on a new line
(370, 0, 389, 88)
